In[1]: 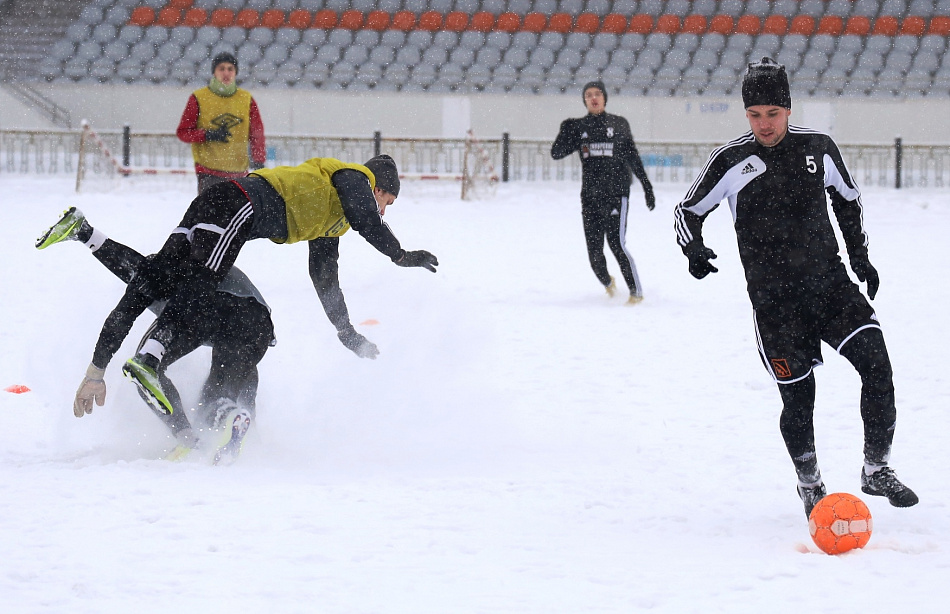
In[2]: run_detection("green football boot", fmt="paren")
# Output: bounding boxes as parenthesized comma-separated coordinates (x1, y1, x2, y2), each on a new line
(35, 207, 88, 249)
(122, 354, 174, 416)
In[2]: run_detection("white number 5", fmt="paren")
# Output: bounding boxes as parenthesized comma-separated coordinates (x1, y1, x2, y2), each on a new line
(805, 155, 817, 173)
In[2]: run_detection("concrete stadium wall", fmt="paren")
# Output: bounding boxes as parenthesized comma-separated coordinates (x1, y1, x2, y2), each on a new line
(2, 83, 948, 145)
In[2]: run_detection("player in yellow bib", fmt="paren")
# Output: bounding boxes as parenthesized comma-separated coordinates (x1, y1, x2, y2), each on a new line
(176, 52, 267, 194)
(94, 155, 438, 416)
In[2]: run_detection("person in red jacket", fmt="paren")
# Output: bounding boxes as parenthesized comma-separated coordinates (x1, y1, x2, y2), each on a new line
(177, 52, 266, 194)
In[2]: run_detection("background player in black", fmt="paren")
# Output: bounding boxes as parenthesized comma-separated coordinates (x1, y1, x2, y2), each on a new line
(37, 208, 274, 461)
(551, 81, 656, 304)
(673, 58, 918, 517)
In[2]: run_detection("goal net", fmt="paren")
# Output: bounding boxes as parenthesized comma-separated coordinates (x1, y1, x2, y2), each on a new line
(460, 130, 500, 201)
(75, 120, 194, 192)
(397, 130, 499, 200)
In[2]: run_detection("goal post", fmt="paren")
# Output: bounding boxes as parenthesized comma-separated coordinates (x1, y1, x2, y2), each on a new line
(395, 130, 499, 200)
(75, 120, 194, 192)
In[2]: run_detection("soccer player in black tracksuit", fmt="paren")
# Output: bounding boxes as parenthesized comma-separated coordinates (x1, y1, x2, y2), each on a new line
(673, 58, 918, 518)
(37, 208, 273, 458)
(552, 80, 656, 304)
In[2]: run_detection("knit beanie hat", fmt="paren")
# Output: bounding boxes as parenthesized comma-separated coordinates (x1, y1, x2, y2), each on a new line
(582, 80, 608, 106)
(212, 51, 239, 74)
(364, 154, 400, 197)
(742, 57, 791, 109)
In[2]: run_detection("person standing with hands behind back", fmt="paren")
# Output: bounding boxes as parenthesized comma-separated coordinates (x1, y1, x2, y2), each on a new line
(177, 52, 267, 194)
(551, 80, 656, 304)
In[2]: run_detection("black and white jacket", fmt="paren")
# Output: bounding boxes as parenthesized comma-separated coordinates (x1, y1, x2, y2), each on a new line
(674, 125, 869, 304)
(551, 112, 652, 198)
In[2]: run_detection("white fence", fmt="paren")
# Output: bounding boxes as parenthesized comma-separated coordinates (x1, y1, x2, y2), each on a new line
(2, 128, 948, 188)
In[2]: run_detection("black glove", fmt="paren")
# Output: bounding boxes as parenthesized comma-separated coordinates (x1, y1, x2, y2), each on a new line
(205, 126, 231, 143)
(250, 160, 265, 171)
(559, 119, 581, 147)
(337, 326, 379, 359)
(643, 182, 656, 211)
(850, 255, 880, 300)
(394, 249, 439, 273)
(129, 255, 176, 300)
(683, 242, 718, 279)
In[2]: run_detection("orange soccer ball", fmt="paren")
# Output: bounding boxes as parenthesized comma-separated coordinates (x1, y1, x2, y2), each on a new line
(808, 492, 873, 555)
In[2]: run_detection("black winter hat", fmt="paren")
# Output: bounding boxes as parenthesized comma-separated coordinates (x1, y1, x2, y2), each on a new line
(364, 154, 400, 197)
(742, 57, 791, 109)
(212, 51, 239, 74)
(582, 80, 608, 106)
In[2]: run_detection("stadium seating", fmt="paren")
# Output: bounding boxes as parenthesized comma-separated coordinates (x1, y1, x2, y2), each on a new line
(25, 0, 950, 98)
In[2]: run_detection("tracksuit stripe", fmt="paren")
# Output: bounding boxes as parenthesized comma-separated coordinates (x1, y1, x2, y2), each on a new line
(207, 202, 253, 272)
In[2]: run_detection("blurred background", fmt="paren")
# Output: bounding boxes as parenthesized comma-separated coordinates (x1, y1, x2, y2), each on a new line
(1, 0, 948, 188)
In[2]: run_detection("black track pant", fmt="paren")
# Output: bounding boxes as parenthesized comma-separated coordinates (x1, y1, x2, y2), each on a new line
(581, 193, 642, 296)
(778, 327, 897, 483)
(149, 180, 256, 361)
(138, 295, 272, 430)
(92, 238, 271, 433)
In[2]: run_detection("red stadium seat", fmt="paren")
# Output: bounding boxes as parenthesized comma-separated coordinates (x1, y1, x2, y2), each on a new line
(128, 7, 155, 27)
(899, 16, 925, 36)
(312, 9, 337, 29)
(872, 16, 899, 36)
(546, 13, 572, 33)
(444, 12, 468, 32)
(521, 13, 548, 33)
(929, 16, 950, 35)
(600, 14, 627, 34)
(522, 13, 547, 32)
(844, 16, 871, 35)
(495, 12, 521, 32)
(655, 15, 681, 34)
(181, 8, 207, 27)
(816, 16, 843, 35)
(338, 10, 362, 29)
(418, 10, 443, 31)
(155, 8, 182, 27)
(260, 9, 285, 29)
(734, 15, 760, 35)
(365, 10, 390, 31)
(168, 0, 192, 9)
(287, 9, 311, 29)
(469, 11, 495, 32)
(682, 15, 707, 34)
(573, 13, 600, 34)
(627, 15, 653, 34)
(391, 11, 416, 31)
(762, 15, 788, 35)
(708, 15, 733, 34)
(208, 8, 234, 28)
(789, 15, 815, 35)
(234, 9, 259, 28)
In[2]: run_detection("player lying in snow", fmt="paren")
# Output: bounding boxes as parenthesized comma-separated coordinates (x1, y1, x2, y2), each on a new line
(37, 208, 273, 463)
(115, 154, 438, 417)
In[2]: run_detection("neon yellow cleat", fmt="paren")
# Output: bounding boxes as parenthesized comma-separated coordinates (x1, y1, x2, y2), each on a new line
(123, 354, 173, 416)
(36, 207, 87, 249)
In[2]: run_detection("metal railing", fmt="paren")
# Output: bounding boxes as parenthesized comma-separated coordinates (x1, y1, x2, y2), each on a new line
(2, 128, 948, 189)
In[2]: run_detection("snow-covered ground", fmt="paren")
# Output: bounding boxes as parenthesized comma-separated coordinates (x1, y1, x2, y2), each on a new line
(1, 174, 947, 612)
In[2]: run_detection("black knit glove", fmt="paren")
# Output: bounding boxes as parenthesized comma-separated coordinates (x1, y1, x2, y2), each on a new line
(129, 255, 176, 300)
(850, 255, 880, 300)
(683, 242, 718, 279)
(394, 249, 439, 273)
(643, 182, 656, 211)
(205, 126, 231, 143)
(337, 326, 379, 359)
